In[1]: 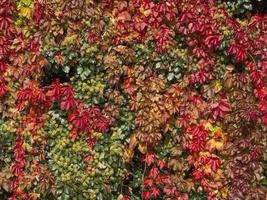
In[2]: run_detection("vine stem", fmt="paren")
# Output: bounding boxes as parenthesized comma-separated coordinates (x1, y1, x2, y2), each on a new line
(247, 51, 259, 70)
(141, 155, 147, 200)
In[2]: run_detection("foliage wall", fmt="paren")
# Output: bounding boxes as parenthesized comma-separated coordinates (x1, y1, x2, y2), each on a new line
(0, 0, 266, 199)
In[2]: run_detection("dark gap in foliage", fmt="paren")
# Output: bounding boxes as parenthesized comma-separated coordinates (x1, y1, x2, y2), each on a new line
(54, 27, 68, 45)
(225, 55, 245, 73)
(233, 63, 245, 73)
(232, 0, 267, 19)
(40, 64, 76, 87)
(251, 0, 267, 14)
(184, 165, 194, 179)
(0, 192, 12, 199)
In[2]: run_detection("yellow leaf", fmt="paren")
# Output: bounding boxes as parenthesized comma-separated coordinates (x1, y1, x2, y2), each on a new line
(19, 7, 32, 19)
(62, 34, 78, 45)
(138, 143, 147, 154)
(117, 194, 123, 200)
(206, 138, 224, 151)
(129, 133, 138, 150)
(123, 149, 134, 163)
(86, 46, 98, 54)
(199, 151, 212, 157)
(204, 122, 212, 131)
(221, 187, 229, 199)
(215, 80, 222, 93)
(143, 9, 151, 16)
(29, 193, 40, 200)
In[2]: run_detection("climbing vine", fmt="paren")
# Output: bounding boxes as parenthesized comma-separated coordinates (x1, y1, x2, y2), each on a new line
(0, 0, 266, 199)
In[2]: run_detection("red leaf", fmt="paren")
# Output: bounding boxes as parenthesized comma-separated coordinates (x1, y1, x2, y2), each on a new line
(261, 115, 267, 124)
(258, 100, 267, 112)
(142, 190, 151, 200)
(250, 149, 261, 160)
(68, 111, 90, 130)
(118, 11, 131, 22)
(148, 166, 159, 178)
(212, 101, 231, 119)
(11, 163, 24, 177)
(204, 34, 221, 49)
(33, 2, 43, 24)
(0, 81, 7, 97)
(218, 101, 231, 112)
(250, 71, 262, 86)
(159, 174, 172, 184)
(87, 137, 96, 148)
(141, 152, 156, 166)
(208, 157, 221, 172)
(192, 169, 203, 180)
(17, 88, 33, 101)
(227, 43, 247, 62)
(144, 178, 153, 187)
(69, 128, 78, 142)
(61, 86, 75, 98)
(158, 160, 165, 169)
(0, 60, 8, 71)
(36, 91, 46, 102)
(60, 98, 76, 110)
(17, 102, 25, 111)
(46, 79, 61, 101)
(135, 22, 147, 32)
(163, 185, 176, 195)
(92, 115, 110, 133)
(254, 87, 267, 100)
(122, 195, 130, 200)
(150, 187, 161, 197)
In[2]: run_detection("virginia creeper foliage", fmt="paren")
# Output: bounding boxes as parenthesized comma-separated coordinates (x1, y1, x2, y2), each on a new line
(0, 0, 266, 199)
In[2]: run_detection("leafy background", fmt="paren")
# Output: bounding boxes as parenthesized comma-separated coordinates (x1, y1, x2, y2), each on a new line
(0, 0, 266, 199)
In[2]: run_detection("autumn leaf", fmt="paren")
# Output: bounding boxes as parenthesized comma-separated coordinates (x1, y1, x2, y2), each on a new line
(141, 152, 156, 166)
(144, 178, 153, 187)
(138, 142, 147, 154)
(206, 138, 224, 151)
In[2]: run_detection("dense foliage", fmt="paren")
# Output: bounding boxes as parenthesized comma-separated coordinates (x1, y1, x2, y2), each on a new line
(0, 0, 266, 199)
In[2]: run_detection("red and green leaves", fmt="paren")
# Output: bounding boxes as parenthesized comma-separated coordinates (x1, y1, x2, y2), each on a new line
(0, 0, 266, 199)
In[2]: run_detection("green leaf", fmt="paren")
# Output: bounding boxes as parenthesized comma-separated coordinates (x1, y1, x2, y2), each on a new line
(167, 73, 175, 81)
(155, 62, 161, 69)
(77, 67, 83, 75)
(63, 66, 70, 73)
